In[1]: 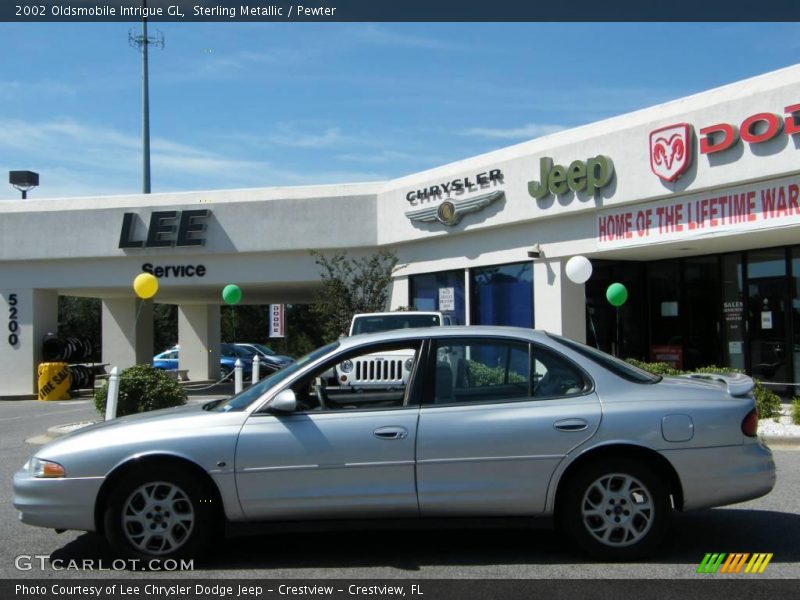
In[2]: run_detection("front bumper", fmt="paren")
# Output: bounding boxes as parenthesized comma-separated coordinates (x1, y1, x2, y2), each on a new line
(13, 468, 104, 532)
(662, 441, 776, 511)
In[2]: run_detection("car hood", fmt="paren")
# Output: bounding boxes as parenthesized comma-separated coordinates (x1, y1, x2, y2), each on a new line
(63, 402, 208, 437)
(34, 401, 248, 478)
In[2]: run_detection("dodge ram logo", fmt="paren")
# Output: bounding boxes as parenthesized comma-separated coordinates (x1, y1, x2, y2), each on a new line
(650, 123, 693, 183)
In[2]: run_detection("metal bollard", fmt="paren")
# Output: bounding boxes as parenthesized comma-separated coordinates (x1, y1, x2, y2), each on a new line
(234, 359, 243, 394)
(252, 354, 260, 384)
(105, 366, 120, 421)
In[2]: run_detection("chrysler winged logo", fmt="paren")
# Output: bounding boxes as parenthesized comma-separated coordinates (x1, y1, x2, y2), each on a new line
(405, 190, 504, 226)
(650, 123, 693, 182)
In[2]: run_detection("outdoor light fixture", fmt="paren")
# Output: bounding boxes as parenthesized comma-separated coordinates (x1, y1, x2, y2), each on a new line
(527, 244, 544, 259)
(9, 170, 39, 199)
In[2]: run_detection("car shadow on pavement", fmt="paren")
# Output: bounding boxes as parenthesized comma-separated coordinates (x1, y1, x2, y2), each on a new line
(48, 508, 800, 571)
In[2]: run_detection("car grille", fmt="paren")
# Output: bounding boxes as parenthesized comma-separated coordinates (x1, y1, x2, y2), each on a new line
(354, 358, 404, 384)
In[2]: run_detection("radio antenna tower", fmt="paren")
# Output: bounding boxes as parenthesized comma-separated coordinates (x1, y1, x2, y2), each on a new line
(129, 0, 164, 194)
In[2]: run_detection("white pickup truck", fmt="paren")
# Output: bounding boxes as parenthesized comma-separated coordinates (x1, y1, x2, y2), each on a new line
(336, 311, 451, 389)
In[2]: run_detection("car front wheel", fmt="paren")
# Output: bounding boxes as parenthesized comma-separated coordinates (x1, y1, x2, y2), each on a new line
(559, 458, 670, 560)
(104, 465, 215, 560)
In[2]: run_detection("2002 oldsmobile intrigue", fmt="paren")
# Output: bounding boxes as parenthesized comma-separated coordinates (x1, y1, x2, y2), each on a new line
(14, 327, 776, 561)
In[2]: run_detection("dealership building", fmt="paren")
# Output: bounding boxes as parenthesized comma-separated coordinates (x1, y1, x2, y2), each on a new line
(2, 64, 800, 397)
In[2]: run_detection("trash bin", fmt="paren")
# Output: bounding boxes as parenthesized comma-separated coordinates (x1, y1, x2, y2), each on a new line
(37, 362, 71, 401)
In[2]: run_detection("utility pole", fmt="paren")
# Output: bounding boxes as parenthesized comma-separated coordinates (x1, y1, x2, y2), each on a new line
(129, 0, 163, 194)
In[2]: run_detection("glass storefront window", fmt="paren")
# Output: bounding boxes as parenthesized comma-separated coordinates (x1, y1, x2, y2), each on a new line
(682, 257, 720, 371)
(747, 249, 789, 390)
(792, 248, 800, 389)
(409, 270, 466, 325)
(647, 260, 681, 368)
(721, 254, 745, 371)
(470, 262, 533, 328)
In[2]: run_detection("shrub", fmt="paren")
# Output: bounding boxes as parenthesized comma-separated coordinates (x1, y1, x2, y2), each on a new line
(791, 398, 800, 426)
(94, 364, 187, 418)
(625, 359, 682, 376)
(625, 360, 782, 420)
(467, 360, 526, 387)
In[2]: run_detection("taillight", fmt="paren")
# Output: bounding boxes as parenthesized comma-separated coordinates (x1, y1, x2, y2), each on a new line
(741, 408, 759, 437)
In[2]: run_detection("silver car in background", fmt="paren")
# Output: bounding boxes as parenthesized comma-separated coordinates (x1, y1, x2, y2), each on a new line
(13, 327, 775, 561)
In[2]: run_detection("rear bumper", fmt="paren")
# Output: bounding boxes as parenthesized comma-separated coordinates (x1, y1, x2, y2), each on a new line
(13, 469, 103, 532)
(661, 441, 776, 510)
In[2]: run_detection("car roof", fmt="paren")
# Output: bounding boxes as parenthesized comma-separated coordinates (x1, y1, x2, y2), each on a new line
(340, 325, 547, 349)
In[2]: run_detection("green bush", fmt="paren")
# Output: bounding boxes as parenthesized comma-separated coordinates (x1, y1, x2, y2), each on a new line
(791, 398, 800, 426)
(467, 361, 526, 386)
(94, 364, 187, 418)
(626, 360, 782, 420)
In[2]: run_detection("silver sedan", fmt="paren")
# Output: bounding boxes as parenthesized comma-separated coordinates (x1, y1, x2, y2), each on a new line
(13, 327, 776, 561)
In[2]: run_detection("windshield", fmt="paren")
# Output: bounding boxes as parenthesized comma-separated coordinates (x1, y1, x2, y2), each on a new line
(546, 333, 661, 384)
(211, 342, 338, 412)
(251, 343, 277, 356)
(352, 314, 441, 335)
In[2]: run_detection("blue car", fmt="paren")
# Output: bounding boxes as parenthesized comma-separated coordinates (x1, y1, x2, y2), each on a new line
(152, 344, 256, 380)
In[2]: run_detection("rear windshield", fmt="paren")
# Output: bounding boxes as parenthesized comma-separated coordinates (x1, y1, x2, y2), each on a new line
(352, 314, 440, 335)
(547, 333, 661, 384)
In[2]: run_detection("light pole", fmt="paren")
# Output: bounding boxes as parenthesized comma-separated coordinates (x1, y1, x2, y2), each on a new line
(129, 0, 163, 194)
(9, 170, 39, 199)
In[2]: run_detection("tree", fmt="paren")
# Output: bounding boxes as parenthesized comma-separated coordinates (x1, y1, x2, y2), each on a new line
(310, 249, 399, 342)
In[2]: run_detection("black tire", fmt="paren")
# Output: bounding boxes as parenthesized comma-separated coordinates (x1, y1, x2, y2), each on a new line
(220, 366, 231, 380)
(558, 458, 670, 561)
(104, 464, 216, 560)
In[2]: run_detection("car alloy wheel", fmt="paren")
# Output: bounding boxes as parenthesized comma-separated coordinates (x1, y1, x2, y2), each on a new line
(121, 481, 194, 556)
(580, 473, 653, 547)
(104, 464, 216, 560)
(560, 458, 670, 560)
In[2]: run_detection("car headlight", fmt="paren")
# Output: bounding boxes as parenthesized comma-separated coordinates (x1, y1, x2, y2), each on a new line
(404, 358, 414, 371)
(340, 360, 354, 373)
(30, 458, 65, 478)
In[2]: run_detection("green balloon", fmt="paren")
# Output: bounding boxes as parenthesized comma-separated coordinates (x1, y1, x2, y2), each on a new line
(606, 283, 628, 307)
(222, 284, 242, 305)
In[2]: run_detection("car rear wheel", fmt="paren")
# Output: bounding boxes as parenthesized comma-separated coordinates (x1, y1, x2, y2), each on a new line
(220, 366, 231, 380)
(559, 458, 670, 560)
(104, 465, 215, 560)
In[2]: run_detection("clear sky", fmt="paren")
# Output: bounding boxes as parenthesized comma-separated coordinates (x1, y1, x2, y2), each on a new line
(1, 22, 798, 201)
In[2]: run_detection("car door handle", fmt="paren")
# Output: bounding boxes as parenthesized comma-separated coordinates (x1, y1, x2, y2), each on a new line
(373, 426, 408, 440)
(554, 418, 588, 432)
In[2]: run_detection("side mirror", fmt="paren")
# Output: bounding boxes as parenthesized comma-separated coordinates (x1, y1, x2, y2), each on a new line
(268, 389, 297, 413)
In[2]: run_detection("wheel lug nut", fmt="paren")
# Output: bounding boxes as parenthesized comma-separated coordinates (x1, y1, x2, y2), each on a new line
(615, 517, 620, 523)
(150, 524, 156, 529)
(624, 511, 630, 515)
(606, 510, 611, 515)
(146, 513, 152, 518)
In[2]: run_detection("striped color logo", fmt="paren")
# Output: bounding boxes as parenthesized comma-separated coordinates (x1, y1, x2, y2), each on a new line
(697, 553, 773, 574)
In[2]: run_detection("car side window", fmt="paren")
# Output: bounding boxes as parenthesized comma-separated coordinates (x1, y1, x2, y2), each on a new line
(287, 341, 422, 412)
(531, 344, 587, 398)
(429, 338, 530, 405)
(163, 351, 178, 360)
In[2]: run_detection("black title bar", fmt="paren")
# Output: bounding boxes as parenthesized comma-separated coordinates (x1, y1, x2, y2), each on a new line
(2, 0, 800, 22)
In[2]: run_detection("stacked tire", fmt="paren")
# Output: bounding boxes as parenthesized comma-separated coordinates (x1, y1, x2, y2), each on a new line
(42, 334, 97, 391)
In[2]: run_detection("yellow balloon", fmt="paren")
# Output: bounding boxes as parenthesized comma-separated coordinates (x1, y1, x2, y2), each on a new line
(133, 273, 159, 299)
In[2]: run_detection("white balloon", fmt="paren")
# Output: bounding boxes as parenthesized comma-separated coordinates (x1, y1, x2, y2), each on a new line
(566, 255, 593, 284)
